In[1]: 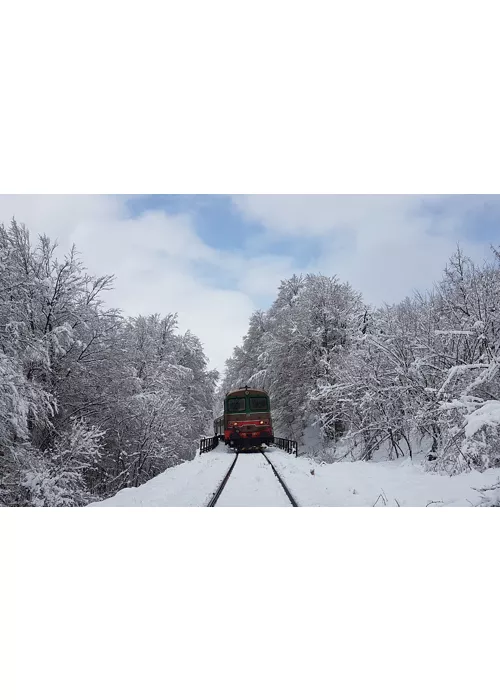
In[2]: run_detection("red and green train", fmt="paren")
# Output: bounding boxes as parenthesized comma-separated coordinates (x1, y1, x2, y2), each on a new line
(214, 386, 274, 450)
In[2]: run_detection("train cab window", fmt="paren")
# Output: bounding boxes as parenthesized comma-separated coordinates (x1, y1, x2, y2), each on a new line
(226, 397, 246, 413)
(249, 396, 269, 411)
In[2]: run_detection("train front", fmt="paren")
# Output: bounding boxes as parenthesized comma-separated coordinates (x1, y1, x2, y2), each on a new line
(224, 388, 273, 450)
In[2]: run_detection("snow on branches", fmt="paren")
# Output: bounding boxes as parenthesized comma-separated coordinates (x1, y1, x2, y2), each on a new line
(223, 248, 500, 479)
(0, 220, 217, 506)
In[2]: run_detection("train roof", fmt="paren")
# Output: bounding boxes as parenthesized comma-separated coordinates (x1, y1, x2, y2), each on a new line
(225, 386, 268, 398)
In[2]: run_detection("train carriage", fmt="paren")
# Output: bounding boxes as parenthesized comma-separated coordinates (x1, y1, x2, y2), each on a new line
(214, 386, 274, 450)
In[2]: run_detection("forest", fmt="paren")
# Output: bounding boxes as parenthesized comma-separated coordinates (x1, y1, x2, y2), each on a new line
(3, 217, 500, 506)
(221, 246, 500, 477)
(0, 220, 217, 506)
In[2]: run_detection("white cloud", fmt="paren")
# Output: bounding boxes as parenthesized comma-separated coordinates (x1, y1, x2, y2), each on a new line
(0, 195, 253, 372)
(2, 195, 497, 372)
(218, 250, 298, 299)
(233, 195, 494, 305)
(233, 194, 426, 236)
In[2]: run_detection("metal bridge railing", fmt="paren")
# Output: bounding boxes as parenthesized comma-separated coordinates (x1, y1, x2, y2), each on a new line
(274, 437, 298, 457)
(200, 434, 297, 457)
(200, 436, 219, 454)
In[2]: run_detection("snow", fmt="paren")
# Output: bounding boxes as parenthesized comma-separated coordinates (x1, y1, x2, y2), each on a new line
(434, 330, 475, 335)
(89, 443, 500, 507)
(464, 400, 500, 438)
(88, 444, 234, 507)
(214, 452, 292, 507)
(267, 448, 500, 507)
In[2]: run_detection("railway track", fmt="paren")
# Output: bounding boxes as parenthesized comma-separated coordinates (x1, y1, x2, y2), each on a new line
(206, 449, 298, 507)
(206, 452, 240, 507)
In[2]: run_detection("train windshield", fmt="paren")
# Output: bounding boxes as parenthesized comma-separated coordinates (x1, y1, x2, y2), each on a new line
(227, 397, 246, 413)
(249, 396, 269, 411)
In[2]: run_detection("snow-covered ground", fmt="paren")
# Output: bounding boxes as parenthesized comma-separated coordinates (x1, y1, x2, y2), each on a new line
(88, 446, 233, 507)
(268, 448, 500, 507)
(88, 444, 500, 507)
(215, 452, 292, 507)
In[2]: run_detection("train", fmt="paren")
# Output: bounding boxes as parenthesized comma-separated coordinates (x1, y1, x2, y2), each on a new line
(214, 386, 274, 450)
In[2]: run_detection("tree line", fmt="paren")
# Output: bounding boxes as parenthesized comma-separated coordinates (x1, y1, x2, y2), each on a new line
(220, 247, 500, 476)
(0, 220, 217, 506)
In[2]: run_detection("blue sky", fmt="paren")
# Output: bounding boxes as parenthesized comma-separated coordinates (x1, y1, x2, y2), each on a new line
(127, 194, 324, 265)
(1, 194, 499, 372)
(127, 192, 500, 251)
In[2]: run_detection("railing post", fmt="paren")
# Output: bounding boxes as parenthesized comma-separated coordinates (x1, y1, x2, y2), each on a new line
(273, 436, 297, 457)
(200, 435, 219, 454)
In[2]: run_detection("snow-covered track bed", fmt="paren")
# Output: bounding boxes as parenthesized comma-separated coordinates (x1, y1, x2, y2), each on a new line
(260, 450, 298, 506)
(89, 446, 238, 507)
(206, 453, 240, 507)
(209, 450, 299, 507)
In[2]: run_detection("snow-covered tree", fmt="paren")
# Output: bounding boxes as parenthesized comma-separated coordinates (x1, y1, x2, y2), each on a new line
(222, 248, 500, 484)
(0, 220, 217, 506)
(222, 273, 364, 445)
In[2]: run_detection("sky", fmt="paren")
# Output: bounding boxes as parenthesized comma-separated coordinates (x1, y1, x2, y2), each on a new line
(1, 194, 500, 373)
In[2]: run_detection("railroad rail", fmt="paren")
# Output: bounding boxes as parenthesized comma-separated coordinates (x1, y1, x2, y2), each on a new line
(260, 449, 298, 506)
(206, 449, 299, 507)
(206, 452, 239, 507)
